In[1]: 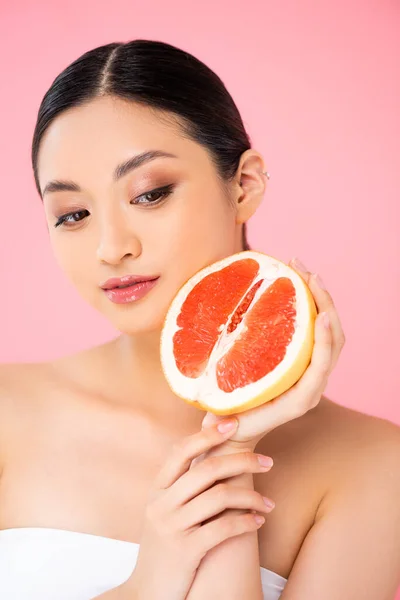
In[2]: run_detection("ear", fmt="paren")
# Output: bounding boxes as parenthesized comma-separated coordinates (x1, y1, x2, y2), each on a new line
(234, 149, 268, 224)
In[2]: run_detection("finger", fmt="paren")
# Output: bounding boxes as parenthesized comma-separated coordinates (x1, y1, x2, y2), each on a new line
(308, 273, 346, 373)
(168, 451, 273, 507)
(291, 258, 336, 329)
(280, 310, 333, 416)
(177, 484, 275, 529)
(298, 310, 333, 392)
(290, 258, 345, 373)
(194, 511, 265, 557)
(289, 257, 312, 285)
(153, 418, 238, 490)
(201, 412, 225, 430)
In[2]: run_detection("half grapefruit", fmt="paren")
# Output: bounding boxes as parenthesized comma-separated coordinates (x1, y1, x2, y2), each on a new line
(160, 251, 317, 415)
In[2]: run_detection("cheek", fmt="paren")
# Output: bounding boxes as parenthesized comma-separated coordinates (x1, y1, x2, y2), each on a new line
(177, 193, 235, 249)
(157, 192, 236, 280)
(50, 236, 92, 289)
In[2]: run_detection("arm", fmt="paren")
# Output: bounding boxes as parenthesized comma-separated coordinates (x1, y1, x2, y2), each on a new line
(185, 442, 269, 600)
(93, 453, 266, 600)
(278, 432, 400, 599)
(93, 420, 272, 600)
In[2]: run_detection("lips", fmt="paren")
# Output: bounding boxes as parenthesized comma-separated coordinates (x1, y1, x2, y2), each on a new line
(100, 275, 160, 305)
(100, 274, 159, 291)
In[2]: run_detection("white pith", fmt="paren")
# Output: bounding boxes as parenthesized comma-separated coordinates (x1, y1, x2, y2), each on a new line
(160, 251, 311, 412)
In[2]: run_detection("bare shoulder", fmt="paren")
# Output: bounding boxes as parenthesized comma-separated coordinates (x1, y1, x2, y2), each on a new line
(255, 397, 400, 578)
(262, 395, 400, 460)
(0, 361, 49, 385)
(312, 397, 400, 471)
(256, 395, 400, 503)
(0, 355, 87, 433)
(0, 338, 115, 400)
(0, 345, 108, 468)
(0, 361, 57, 399)
(0, 362, 54, 422)
(314, 398, 400, 498)
(0, 362, 52, 468)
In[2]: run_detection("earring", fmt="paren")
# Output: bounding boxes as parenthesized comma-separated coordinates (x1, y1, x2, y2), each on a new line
(262, 170, 271, 179)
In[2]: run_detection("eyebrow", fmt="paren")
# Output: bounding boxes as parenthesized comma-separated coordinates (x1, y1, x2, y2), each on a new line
(41, 150, 178, 196)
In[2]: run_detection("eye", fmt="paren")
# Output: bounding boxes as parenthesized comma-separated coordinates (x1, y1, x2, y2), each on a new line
(54, 209, 90, 228)
(131, 184, 175, 206)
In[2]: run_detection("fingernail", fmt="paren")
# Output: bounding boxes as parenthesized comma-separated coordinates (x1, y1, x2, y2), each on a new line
(292, 257, 309, 275)
(217, 419, 238, 433)
(321, 312, 330, 329)
(254, 515, 265, 526)
(313, 273, 327, 290)
(257, 455, 274, 468)
(263, 497, 275, 509)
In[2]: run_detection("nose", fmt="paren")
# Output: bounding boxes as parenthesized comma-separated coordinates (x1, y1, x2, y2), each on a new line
(96, 210, 142, 265)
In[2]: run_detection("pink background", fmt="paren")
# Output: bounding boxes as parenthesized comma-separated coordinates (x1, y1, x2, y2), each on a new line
(1, 0, 399, 596)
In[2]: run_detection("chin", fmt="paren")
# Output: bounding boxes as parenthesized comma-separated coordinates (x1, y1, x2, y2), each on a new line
(97, 294, 171, 337)
(114, 316, 165, 336)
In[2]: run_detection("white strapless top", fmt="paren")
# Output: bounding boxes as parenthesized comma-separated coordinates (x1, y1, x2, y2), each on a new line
(0, 527, 287, 599)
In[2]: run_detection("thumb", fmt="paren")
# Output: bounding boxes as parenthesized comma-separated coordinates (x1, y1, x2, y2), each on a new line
(201, 411, 224, 430)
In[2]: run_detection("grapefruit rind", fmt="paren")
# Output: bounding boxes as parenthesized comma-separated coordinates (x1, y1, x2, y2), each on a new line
(160, 251, 317, 415)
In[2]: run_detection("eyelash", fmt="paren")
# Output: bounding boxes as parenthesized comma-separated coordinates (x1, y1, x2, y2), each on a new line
(54, 183, 175, 229)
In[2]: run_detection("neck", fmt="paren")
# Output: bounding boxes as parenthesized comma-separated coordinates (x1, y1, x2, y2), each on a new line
(103, 330, 205, 434)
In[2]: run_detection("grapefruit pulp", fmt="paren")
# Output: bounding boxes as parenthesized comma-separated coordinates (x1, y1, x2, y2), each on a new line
(160, 251, 317, 415)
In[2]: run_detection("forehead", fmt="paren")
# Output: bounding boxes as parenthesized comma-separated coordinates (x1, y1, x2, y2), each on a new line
(37, 96, 207, 192)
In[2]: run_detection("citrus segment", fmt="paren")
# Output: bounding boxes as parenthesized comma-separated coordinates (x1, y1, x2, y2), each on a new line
(216, 277, 297, 392)
(173, 258, 259, 377)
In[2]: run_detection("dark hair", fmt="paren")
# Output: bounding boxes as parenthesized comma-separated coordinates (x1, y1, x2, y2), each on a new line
(31, 39, 252, 250)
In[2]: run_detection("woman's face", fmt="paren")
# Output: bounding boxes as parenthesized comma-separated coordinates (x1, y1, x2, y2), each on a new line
(37, 96, 252, 334)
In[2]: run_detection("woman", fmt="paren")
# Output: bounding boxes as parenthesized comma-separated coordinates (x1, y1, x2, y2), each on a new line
(0, 39, 399, 600)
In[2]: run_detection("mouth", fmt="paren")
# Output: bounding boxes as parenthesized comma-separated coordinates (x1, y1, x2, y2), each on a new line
(101, 276, 160, 304)
(100, 274, 160, 291)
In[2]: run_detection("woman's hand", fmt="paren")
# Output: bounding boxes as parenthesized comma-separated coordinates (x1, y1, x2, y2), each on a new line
(201, 257, 346, 449)
(128, 420, 275, 600)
